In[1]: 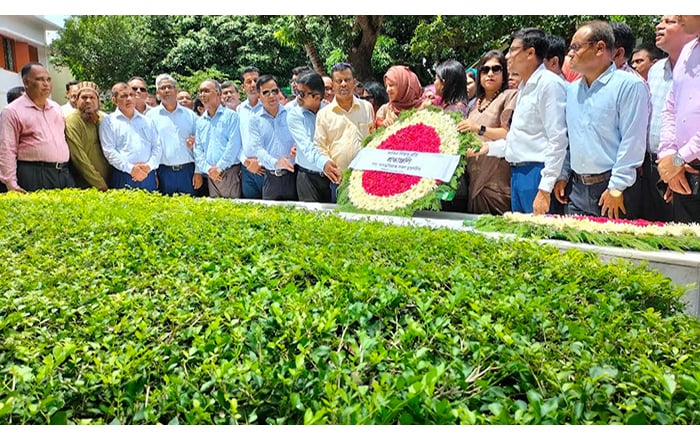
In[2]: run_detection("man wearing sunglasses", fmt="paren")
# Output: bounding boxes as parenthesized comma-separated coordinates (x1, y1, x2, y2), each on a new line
(554, 20, 649, 220)
(471, 28, 568, 216)
(287, 71, 331, 202)
(248, 74, 297, 201)
(128, 76, 153, 115)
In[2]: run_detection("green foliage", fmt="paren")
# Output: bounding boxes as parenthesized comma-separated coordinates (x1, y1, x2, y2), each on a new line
(0, 190, 698, 424)
(172, 67, 230, 98)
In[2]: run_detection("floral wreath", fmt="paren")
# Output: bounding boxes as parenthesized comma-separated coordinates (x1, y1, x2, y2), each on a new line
(337, 107, 479, 216)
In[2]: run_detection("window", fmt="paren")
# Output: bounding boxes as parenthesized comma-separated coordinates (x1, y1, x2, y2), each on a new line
(2, 36, 15, 72)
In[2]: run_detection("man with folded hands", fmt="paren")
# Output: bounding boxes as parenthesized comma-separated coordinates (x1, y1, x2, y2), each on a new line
(554, 20, 649, 219)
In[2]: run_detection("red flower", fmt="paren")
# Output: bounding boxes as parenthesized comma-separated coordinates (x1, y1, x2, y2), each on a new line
(362, 124, 441, 196)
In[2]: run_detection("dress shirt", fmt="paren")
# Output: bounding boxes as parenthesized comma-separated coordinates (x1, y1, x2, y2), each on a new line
(562, 63, 649, 192)
(249, 104, 296, 171)
(659, 38, 700, 163)
(147, 104, 198, 170)
(487, 64, 568, 192)
(313, 96, 374, 172)
(99, 108, 162, 174)
(61, 102, 76, 117)
(193, 104, 242, 173)
(0, 95, 70, 189)
(285, 99, 300, 110)
(65, 111, 110, 188)
(287, 103, 327, 172)
(647, 58, 673, 154)
(237, 99, 263, 161)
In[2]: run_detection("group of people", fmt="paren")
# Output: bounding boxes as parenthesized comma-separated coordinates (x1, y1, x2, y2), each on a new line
(1, 16, 699, 224)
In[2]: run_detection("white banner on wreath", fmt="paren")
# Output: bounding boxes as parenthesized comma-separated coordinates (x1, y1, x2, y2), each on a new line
(349, 149, 460, 181)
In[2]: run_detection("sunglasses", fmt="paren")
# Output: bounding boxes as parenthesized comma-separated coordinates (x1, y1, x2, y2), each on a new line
(261, 88, 280, 97)
(480, 65, 504, 75)
(132, 86, 148, 93)
(295, 90, 318, 99)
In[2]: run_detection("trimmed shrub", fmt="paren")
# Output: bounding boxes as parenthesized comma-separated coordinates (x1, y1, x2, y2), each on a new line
(1, 190, 699, 424)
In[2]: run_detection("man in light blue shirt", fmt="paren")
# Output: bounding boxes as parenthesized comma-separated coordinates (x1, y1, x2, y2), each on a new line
(476, 28, 568, 215)
(237, 66, 264, 199)
(99, 82, 161, 191)
(287, 71, 331, 202)
(554, 20, 649, 220)
(147, 74, 201, 196)
(249, 74, 297, 201)
(193, 79, 242, 198)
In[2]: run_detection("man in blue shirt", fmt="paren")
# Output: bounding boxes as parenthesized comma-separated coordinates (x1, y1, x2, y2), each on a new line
(287, 71, 331, 202)
(237, 66, 264, 199)
(147, 74, 201, 196)
(193, 79, 243, 198)
(99, 82, 161, 191)
(249, 74, 297, 201)
(554, 20, 650, 219)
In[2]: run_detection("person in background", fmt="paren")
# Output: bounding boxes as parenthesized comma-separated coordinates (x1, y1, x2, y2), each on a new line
(508, 71, 522, 89)
(544, 34, 567, 79)
(610, 21, 641, 77)
(128, 76, 153, 114)
(177, 90, 194, 110)
(61, 80, 79, 117)
(322, 75, 335, 104)
(193, 97, 205, 116)
(642, 15, 696, 221)
(656, 15, 700, 223)
(6, 86, 24, 105)
(458, 51, 518, 215)
(375, 65, 423, 127)
(465, 67, 478, 113)
(360, 81, 389, 116)
(0, 62, 76, 192)
(631, 43, 662, 81)
(145, 93, 158, 108)
(147, 73, 201, 196)
(65, 81, 110, 191)
(221, 80, 241, 111)
(99, 82, 161, 191)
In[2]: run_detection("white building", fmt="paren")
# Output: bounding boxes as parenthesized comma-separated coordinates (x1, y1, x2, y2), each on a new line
(0, 15, 60, 109)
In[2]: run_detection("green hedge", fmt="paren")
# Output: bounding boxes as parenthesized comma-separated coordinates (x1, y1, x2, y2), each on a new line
(1, 190, 699, 424)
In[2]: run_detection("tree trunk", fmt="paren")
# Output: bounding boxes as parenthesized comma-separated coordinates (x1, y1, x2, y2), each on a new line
(304, 42, 326, 76)
(348, 15, 384, 83)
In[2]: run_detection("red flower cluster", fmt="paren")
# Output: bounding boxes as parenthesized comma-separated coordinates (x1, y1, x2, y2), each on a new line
(362, 123, 441, 197)
(547, 214, 666, 227)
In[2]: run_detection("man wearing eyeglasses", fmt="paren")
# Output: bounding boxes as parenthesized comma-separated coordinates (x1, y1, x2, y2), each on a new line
(128, 76, 153, 115)
(287, 71, 331, 202)
(146, 74, 201, 196)
(656, 15, 700, 223)
(193, 79, 243, 199)
(554, 20, 649, 220)
(314, 62, 374, 202)
(285, 66, 313, 111)
(248, 74, 297, 201)
(470, 28, 568, 216)
(99, 82, 161, 191)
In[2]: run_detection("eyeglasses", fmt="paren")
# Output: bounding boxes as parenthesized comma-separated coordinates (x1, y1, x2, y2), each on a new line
(568, 41, 595, 53)
(480, 65, 504, 74)
(158, 84, 174, 91)
(261, 88, 280, 97)
(332, 62, 352, 70)
(132, 87, 148, 93)
(294, 90, 318, 99)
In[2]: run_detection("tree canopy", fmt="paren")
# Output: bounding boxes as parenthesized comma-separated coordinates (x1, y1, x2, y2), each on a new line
(50, 15, 658, 95)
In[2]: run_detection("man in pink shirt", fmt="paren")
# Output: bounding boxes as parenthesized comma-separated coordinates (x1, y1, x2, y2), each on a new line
(0, 62, 75, 192)
(657, 15, 700, 223)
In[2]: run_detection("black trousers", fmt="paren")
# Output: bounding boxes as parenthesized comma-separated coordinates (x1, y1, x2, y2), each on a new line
(641, 152, 674, 222)
(671, 165, 700, 223)
(296, 165, 331, 203)
(16, 161, 76, 192)
(262, 169, 298, 201)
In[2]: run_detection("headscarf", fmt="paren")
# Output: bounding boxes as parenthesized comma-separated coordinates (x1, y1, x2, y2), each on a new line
(384, 65, 423, 113)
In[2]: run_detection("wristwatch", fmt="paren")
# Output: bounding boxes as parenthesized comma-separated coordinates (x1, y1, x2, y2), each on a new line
(478, 125, 486, 136)
(673, 154, 685, 167)
(609, 189, 622, 198)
